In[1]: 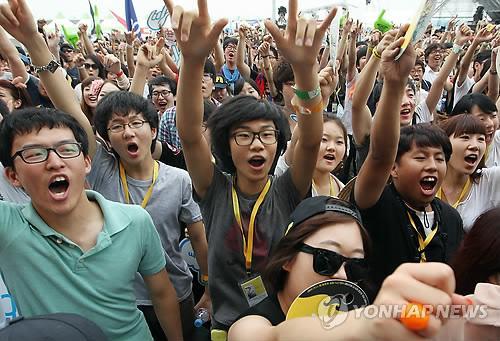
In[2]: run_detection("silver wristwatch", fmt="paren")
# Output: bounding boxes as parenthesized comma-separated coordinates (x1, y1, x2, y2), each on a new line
(33, 60, 61, 74)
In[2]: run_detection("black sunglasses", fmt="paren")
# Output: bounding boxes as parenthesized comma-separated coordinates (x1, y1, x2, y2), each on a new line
(298, 243, 367, 277)
(84, 63, 99, 70)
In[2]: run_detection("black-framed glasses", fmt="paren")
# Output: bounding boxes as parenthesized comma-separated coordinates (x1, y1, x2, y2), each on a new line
(84, 63, 99, 70)
(232, 129, 278, 146)
(107, 119, 148, 133)
(298, 243, 367, 277)
(152, 90, 172, 98)
(11, 142, 82, 164)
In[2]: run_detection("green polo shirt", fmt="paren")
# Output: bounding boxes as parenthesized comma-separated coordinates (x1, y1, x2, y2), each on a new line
(0, 190, 166, 341)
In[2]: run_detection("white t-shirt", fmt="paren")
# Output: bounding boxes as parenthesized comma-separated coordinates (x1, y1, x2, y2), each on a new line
(453, 76, 475, 107)
(274, 154, 344, 196)
(455, 167, 500, 231)
(340, 70, 359, 135)
(485, 130, 500, 168)
(415, 101, 433, 123)
(423, 65, 439, 85)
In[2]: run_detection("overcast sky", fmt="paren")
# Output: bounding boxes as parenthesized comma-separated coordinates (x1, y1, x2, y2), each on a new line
(25, 0, 475, 28)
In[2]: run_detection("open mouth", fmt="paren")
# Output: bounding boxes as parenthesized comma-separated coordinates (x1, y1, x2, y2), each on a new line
(419, 176, 437, 192)
(127, 143, 139, 153)
(48, 176, 69, 196)
(248, 156, 266, 168)
(464, 154, 478, 166)
(400, 108, 411, 116)
(324, 154, 336, 161)
(228, 52, 235, 58)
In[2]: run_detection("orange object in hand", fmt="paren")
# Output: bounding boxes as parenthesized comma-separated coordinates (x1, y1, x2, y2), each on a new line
(400, 303, 430, 331)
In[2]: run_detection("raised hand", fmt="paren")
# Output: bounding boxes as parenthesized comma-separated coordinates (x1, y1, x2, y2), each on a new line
(163, 0, 228, 62)
(73, 53, 85, 68)
(125, 30, 136, 45)
(446, 15, 458, 33)
(370, 29, 382, 47)
(257, 41, 271, 57)
(264, 0, 337, 68)
(136, 38, 165, 68)
(318, 62, 339, 103)
(474, 26, 496, 44)
(103, 54, 122, 75)
(375, 29, 398, 56)
(454, 23, 473, 46)
(380, 24, 416, 84)
(0, 0, 39, 45)
(78, 23, 88, 34)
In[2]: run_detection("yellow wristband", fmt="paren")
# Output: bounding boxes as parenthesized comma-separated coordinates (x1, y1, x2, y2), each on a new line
(201, 274, 209, 283)
(372, 48, 382, 59)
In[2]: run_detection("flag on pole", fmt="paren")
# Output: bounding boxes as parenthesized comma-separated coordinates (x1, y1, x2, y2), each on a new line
(110, 10, 128, 30)
(125, 0, 141, 38)
(88, 0, 102, 39)
(61, 25, 79, 48)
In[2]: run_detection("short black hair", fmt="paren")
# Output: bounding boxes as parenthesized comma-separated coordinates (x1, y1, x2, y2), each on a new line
(273, 57, 294, 93)
(234, 78, 259, 96)
(207, 96, 290, 174)
(204, 59, 217, 83)
(0, 107, 89, 168)
(396, 123, 452, 163)
(223, 37, 238, 50)
(148, 75, 177, 97)
(94, 91, 159, 153)
(451, 93, 497, 116)
(424, 43, 442, 63)
(356, 45, 368, 68)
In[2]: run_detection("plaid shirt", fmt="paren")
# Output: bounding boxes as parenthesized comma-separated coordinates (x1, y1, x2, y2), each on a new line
(158, 106, 182, 150)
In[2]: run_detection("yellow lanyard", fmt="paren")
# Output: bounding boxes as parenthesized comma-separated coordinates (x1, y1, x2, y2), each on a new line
(406, 211, 439, 263)
(231, 178, 271, 274)
(119, 161, 159, 208)
(312, 176, 338, 197)
(436, 177, 471, 209)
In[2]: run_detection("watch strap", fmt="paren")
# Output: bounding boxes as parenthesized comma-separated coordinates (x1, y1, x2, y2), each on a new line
(34, 60, 61, 74)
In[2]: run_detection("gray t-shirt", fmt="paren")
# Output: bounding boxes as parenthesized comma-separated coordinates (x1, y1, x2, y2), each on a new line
(87, 144, 202, 303)
(196, 166, 304, 327)
(0, 164, 30, 204)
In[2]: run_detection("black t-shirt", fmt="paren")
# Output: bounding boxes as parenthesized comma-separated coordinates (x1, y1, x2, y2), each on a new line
(159, 141, 186, 170)
(237, 294, 285, 326)
(352, 183, 464, 290)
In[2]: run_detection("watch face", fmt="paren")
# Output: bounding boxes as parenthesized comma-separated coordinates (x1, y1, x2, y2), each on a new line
(47, 60, 60, 73)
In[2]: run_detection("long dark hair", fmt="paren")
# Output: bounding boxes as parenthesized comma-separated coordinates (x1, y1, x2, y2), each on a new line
(452, 207, 500, 295)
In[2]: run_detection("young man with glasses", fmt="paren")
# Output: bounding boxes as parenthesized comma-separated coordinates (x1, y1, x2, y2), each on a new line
(167, 0, 337, 332)
(90, 91, 209, 340)
(0, 108, 182, 341)
(148, 75, 176, 115)
(0, 1, 186, 339)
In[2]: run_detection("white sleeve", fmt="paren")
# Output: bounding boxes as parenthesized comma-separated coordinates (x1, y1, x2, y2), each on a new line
(453, 76, 475, 107)
(415, 102, 433, 123)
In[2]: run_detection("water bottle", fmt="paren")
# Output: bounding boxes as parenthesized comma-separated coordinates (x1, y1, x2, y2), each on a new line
(194, 308, 210, 328)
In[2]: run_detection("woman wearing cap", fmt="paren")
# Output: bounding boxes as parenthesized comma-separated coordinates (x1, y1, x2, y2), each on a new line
(229, 197, 472, 341)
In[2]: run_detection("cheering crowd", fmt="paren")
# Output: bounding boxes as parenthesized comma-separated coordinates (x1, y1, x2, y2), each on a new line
(0, 0, 499, 340)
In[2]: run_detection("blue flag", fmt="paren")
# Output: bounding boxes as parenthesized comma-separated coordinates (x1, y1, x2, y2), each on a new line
(125, 0, 141, 38)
